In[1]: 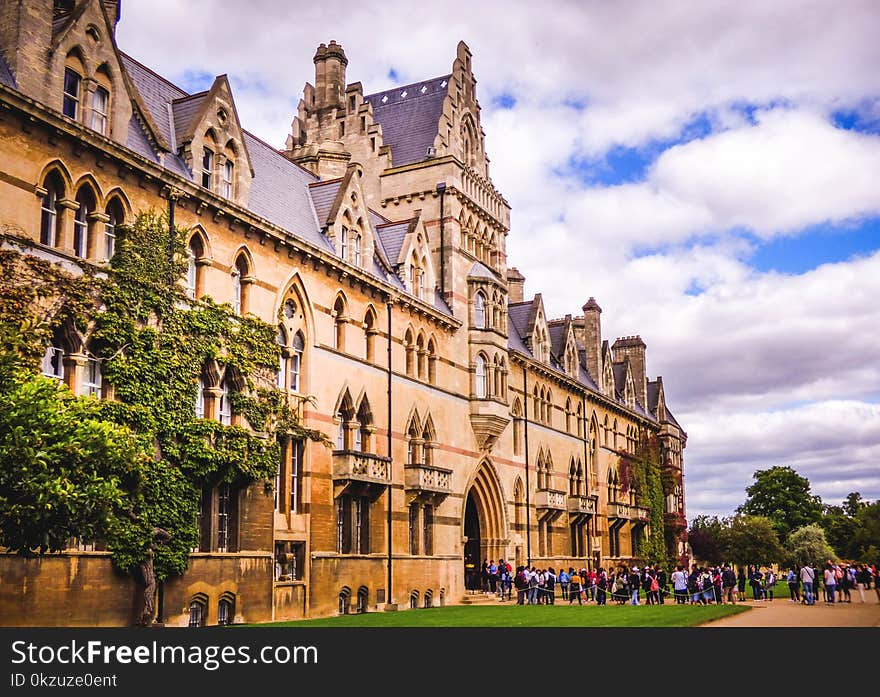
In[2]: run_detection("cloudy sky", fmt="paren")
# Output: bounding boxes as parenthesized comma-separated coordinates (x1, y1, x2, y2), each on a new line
(117, 0, 880, 520)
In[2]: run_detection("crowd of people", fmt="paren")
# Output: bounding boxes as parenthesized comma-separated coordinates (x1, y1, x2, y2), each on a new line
(473, 558, 880, 607)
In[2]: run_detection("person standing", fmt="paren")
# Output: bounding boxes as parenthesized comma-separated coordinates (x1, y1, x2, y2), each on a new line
(786, 567, 800, 602)
(558, 568, 570, 601)
(514, 566, 528, 605)
(800, 563, 815, 605)
(596, 567, 608, 605)
(569, 568, 583, 605)
(671, 565, 688, 604)
(723, 565, 737, 603)
(764, 567, 776, 601)
(823, 564, 837, 604)
(630, 566, 641, 605)
(737, 566, 747, 602)
(855, 564, 870, 603)
(657, 566, 668, 604)
(488, 560, 498, 594)
(545, 567, 557, 605)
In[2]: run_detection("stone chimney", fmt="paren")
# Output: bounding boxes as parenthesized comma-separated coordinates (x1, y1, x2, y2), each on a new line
(102, 1, 121, 33)
(313, 40, 347, 111)
(506, 267, 525, 303)
(581, 297, 602, 385)
(612, 335, 647, 408)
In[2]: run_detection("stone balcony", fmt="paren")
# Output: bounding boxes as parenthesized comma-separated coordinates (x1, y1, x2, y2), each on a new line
(534, 488, 566, 512)
(608, 502, 630, 519)
(404, 463, 453, 501)
(469, 398, 510, 450)
(631, 505, 650, 522)
(332, 450, 392, 498)
(567, 494, 597, 516)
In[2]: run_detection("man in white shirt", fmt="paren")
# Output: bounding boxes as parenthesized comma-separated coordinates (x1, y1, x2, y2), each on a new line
(800, 564, 815, 605)
(671, 565, 688, 604)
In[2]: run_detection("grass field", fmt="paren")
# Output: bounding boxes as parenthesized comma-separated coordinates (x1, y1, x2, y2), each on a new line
(252, 602, 750, 627)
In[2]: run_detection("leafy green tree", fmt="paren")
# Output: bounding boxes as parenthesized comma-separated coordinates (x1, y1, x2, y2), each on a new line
(687, 515, 724, 565)
(849, 501, 880, 562)
(0, 370, 137, 555)
(719, 514, 784, 566)
(786, 524, 837, 567)
(737, 466, 823, 542)
(821, 503, 858, 558)
(843, 492, 866, 517)
(0, 211, 329, 625)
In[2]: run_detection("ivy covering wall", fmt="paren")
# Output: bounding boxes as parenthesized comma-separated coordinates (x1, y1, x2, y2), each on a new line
(0, 210, 326, 586)
(618, 434, 670, 566)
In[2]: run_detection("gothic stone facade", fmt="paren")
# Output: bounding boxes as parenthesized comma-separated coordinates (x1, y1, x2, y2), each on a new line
(0, 1, 687, 626)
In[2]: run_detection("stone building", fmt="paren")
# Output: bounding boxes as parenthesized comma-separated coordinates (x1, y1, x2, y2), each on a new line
(0, 1, 687, 625)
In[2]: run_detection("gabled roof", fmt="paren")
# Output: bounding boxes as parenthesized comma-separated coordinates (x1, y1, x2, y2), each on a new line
(364, 74, 451, 167)
(612, 361, 627, 397)
(375, 221, 411, 265)
(548, 321, 570, 360)
(308, 179, 343, 226)
(0, 53, 16, 88)
(508, 299, 534, 343)
(171, 92, 207, 148)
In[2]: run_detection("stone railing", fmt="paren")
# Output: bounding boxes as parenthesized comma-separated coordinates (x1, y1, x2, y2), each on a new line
(608, 502, 630, 519)
(331, 450, 391, 485)
(534, 488, 566, 511)
(632, 505, 650, 522)
(461, 166, 509, 227)
(404, 463, 453, 494)
(567, 495, 597, 515)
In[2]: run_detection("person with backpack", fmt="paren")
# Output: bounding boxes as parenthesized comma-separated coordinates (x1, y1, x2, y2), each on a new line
(786, 567, 800, 602)
(514, 566, 528, 605)
(723, 565, 737, 603)
(656, 565, 668, 604)
(545, 567, 556, 604)
(671, 565, 688, 604)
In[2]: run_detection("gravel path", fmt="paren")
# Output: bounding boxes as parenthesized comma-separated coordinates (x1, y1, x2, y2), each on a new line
(700, 589, 880, 627)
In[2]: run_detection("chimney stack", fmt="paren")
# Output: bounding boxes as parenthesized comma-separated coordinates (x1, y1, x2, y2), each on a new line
(506, 267, 525, 303)
(581, 297, 602, 385)
(611, 335, 647, 408)
(313, 40, 348, 111)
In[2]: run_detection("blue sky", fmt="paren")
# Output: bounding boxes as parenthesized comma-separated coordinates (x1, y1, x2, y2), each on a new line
(118, 0, 880, 520)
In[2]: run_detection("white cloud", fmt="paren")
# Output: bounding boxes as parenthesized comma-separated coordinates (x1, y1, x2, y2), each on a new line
(113, 0, 880, 519)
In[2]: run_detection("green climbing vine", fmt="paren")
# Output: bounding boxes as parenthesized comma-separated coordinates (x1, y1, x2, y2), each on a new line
(0, 210, 327, 587)
(618, 433, 669, 566)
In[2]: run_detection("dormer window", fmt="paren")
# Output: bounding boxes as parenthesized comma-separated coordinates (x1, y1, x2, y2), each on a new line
(63, 68, 81, 120)
(202, 148, 214, 189)
(92, 87, 109, 135)
(221, 160, 234, 198)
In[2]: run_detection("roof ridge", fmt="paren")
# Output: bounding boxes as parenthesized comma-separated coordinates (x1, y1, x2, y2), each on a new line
(364, 73, 452, 102)
(171, 91, 209, 103)
(120, 51, 189, 99)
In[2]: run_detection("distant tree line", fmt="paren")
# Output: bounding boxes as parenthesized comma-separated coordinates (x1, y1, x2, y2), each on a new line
(688, 466, 880, 566)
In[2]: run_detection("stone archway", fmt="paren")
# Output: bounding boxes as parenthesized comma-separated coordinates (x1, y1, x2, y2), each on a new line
(462, 460, 508, 590)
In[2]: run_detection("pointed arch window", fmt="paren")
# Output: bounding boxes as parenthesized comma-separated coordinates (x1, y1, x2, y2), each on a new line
(340, 226, 349, 261)
(276, 327, 288, 389)
(427, 338, 437, 384)
(364, 310, 377, 362)
(232, 254, 250, 315)
(41, 328, 65, 382)
(218, 378, 232, 425)
(475, 354, 488, 398)
(333, 296, 347, 351)
(512, 399, 523, 456)
(355, 399, 372, 453)
(290, 332, 304, 393)
(474, 291, 486, 329)
(416, 333, 426, 381)
(40, 172, 64, 247)
(103, 199, 122, 260)
(73, 187, 95, 259)
(404, 328, 415, 377)
(352, 231, 362, 267)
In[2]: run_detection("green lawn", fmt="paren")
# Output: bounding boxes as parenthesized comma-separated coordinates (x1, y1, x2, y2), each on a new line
(251, 602, 749, 628)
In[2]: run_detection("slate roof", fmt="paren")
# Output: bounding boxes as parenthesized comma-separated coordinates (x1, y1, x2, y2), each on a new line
(0, 54, 16, 88)
(548, 322, 567, 359)
(171, 92, 208, 148)
(508, 300, 534, 343)
(375, 221, 410, 265)
(612, 362, 627, 396)
(364, 75, 450, 167)
(308, 179, 342, 226)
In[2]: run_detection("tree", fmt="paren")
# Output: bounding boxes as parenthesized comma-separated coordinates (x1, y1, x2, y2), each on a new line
(786, 524, 836, 567)
(0, 370, 136, 555)
(688, 515, 724, 565)
(719, 514, 784, 566)
(737, 466, 823, 542)
(849, 501, 880, 563)
(843, 492, 866, 518)
(821, 503, 858, 559)
(0, 212, 329, 625)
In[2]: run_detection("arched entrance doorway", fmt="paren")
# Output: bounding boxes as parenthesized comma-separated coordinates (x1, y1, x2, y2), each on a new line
(462, 460, 507, 591)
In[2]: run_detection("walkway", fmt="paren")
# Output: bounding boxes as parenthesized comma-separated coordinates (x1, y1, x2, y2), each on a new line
(701, 589, 880, 627)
